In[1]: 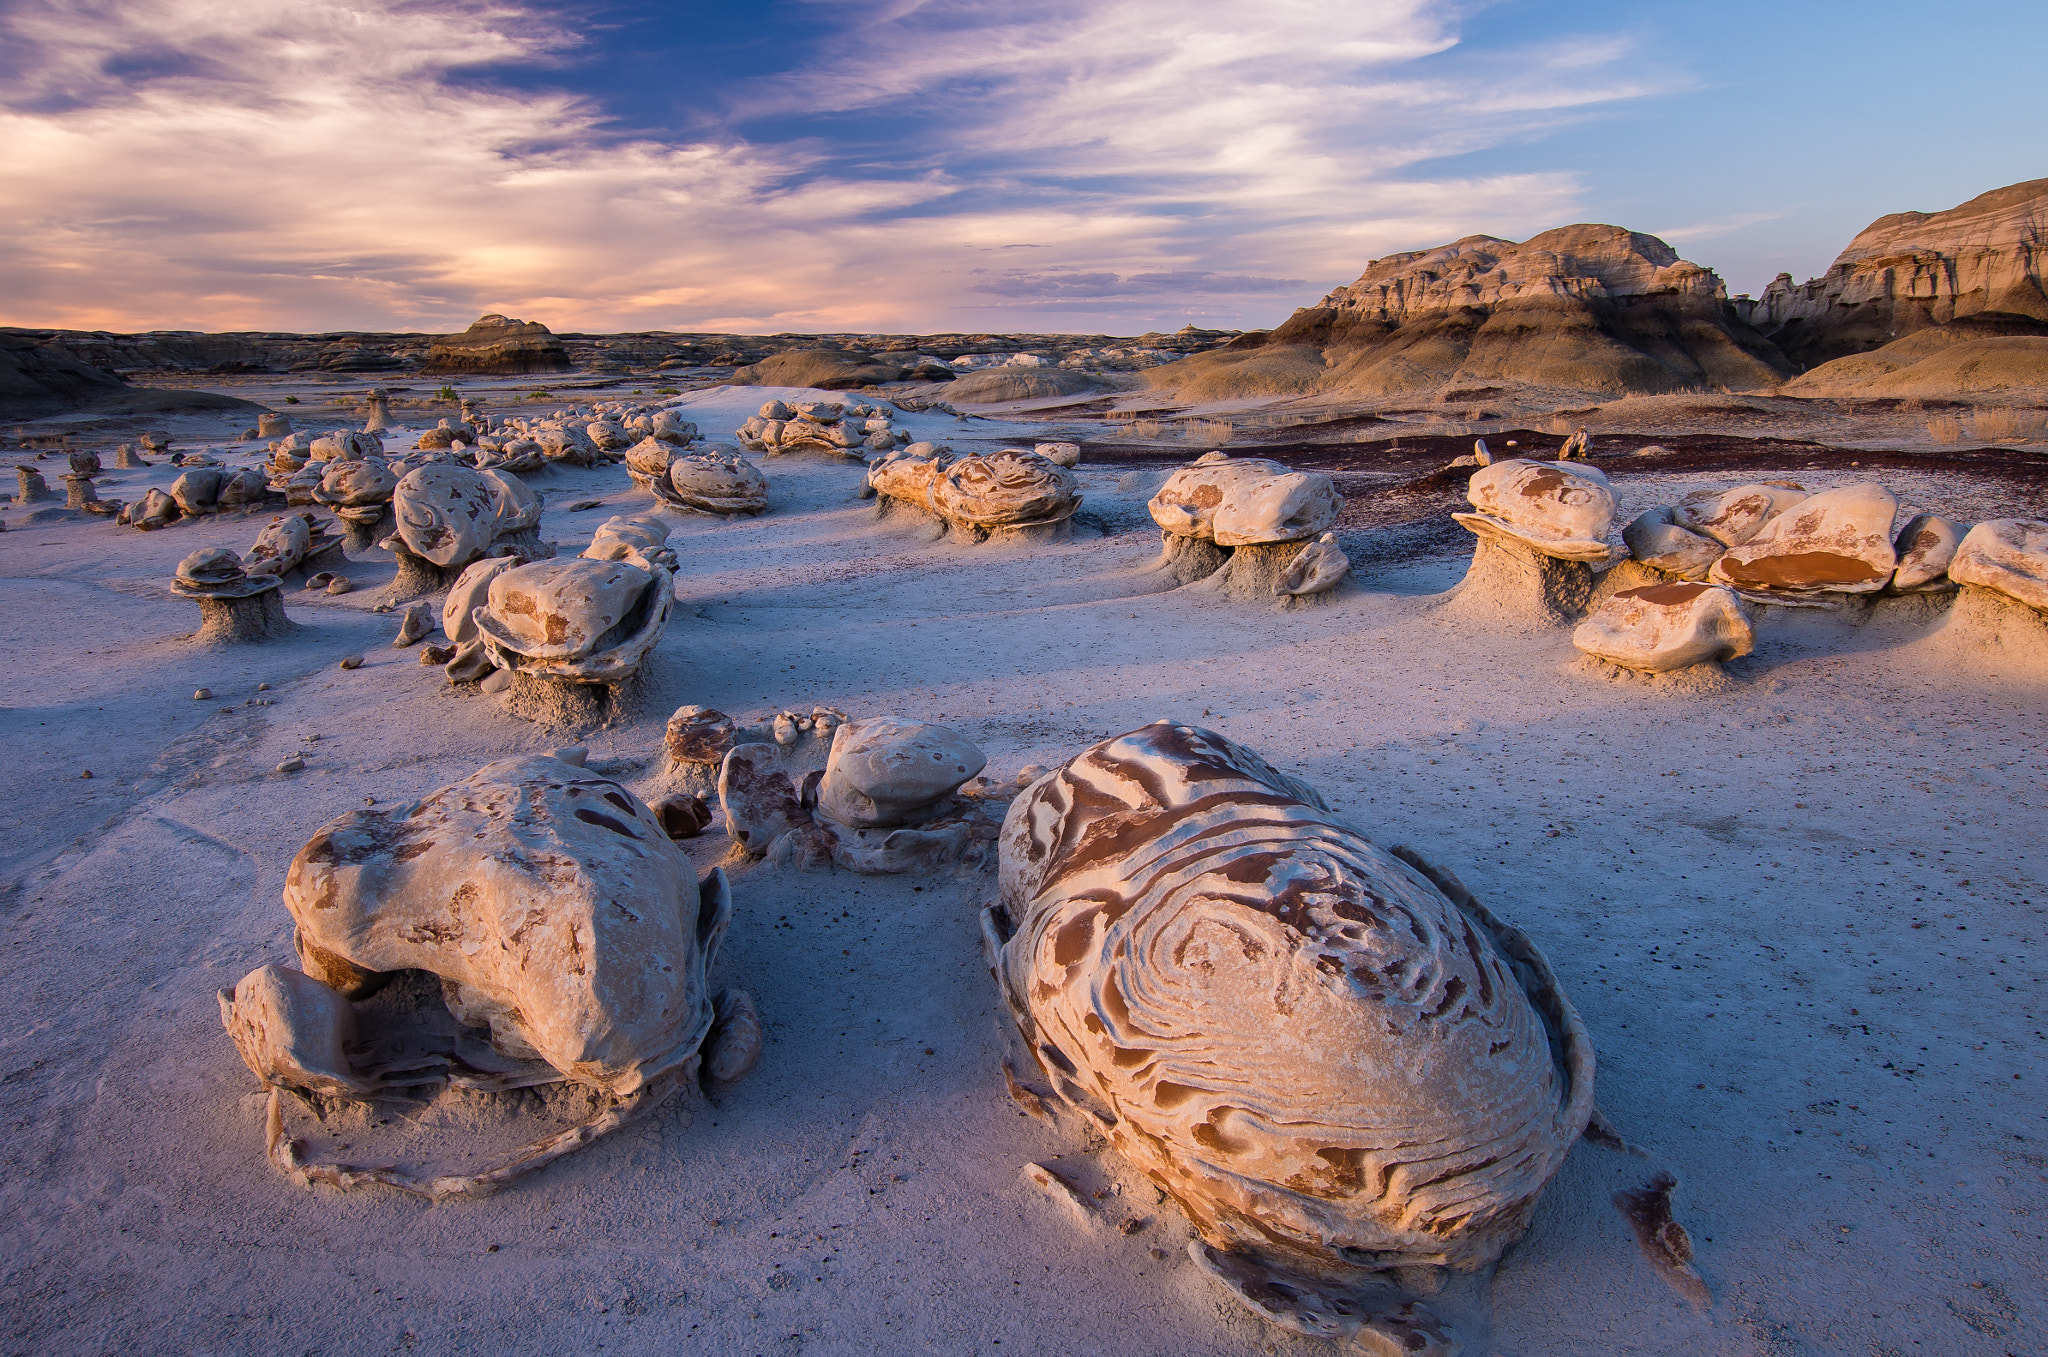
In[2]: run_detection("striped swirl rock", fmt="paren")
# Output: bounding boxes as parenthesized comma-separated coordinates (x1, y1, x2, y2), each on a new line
(930, 448, 1081, 529)
(989, 722, 1593, 1302)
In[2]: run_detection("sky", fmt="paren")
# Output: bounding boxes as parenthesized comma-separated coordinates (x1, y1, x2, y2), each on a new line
(0, 0, 2040, 336)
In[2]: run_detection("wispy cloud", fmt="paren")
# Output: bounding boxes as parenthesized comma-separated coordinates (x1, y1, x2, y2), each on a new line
(0, 0, 1681, 333)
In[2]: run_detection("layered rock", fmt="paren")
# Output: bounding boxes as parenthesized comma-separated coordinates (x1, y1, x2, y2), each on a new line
(419, 314, 571, 375)
(1756, 178, 2048, 371)
(1148, 224, 1789, 402)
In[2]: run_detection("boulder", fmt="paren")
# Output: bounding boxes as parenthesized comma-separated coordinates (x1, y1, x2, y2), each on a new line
(309, 430, 379, 462)
(388, 464, 499, 567)
(624, 436, 677, 487)
(584, 513, 672, 563)
(441, 556, 520, 645)
(657, 447, 768, 516)
(1672, 482, 1807, 547)
(312, 458, 397, 509)
(1890, 513, 1963, 593)
(170, 467, 223, 516)
(816, 717, 987, 829)
(1708, 483, 1898, 597)
(257, 412, 293, 438)
(1454, 458, 1618, 561)
(930, 449, 1082, 531)
(1622, 507, 1722, 579)
(243, 514, 313, 576)
(1034, 442, 1082, 467)
(1275, 532, 1351, 598)
(1948, 518, 2048, 611)
(1572, 581, 1756, 672)
(474, 557, 673, 684)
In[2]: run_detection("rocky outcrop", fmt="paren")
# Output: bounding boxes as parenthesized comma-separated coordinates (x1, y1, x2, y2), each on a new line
(0, 331, 262, 419)
(1754, 179, 2048, 371)
(420, 314, 571, 375)
(1149, 224, 1790, 402)
(730, 349, 906, 389)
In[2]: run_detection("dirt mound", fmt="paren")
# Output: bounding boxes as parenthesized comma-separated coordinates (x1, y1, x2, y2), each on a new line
(729, 349, 906, 389)
(941, 369, 1109, 403)
(420, 314, 571, 375)
(1784, 332, 2048, 398)
(0, 332, 261, 419)
(1146, 225, 1788, 405)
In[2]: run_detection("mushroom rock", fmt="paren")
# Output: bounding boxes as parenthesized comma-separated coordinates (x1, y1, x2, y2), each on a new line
(1888, 513, 1963, 593)
(68, 449, 101, 477)
(1454, 459, 1617, 562)
(927, 448, 1082, 537)
(1034, 442, 1082, 468)
(419, 314, 571, 376)
(624, 436, 677, 489)
(61, 471, 101, 511)
(226, 753, 747, 1197)
(816, 716, 986, 829)
(655, 447, 768, 516)
(314, 459, 399, 549)
(170, 467, 224, 517)
(474, 556, 673, 703)
(389, 464, 498, 566)
(1148, 452, 1341, 547)
(1708, 483, 1899, 600)
(363, 391, 392, 434)
(173, 547, 292, 643)
(1948, 518, 2048, 612)
(1672, 482, 1808, 548)
(243, 514, 313, 577)
(257, 412, 293, 439)
(1622, 507, 1723, 580)
(650, 411, 698, 445)
(1572, 581, 1755, 673)
(114, 444, 148, 469)
(985, 721, 1592, 1351)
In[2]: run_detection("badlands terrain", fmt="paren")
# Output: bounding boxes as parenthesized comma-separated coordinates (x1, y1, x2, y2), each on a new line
(2, 179, 2046, 1356)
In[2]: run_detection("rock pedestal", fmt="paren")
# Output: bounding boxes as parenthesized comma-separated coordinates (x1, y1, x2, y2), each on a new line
(14, 467, 50, 503)
(114, 444, 147, 469)
(1443, 535, 1597, 627)
(190, 583, 292, 645)
(62, 474, 99, 510)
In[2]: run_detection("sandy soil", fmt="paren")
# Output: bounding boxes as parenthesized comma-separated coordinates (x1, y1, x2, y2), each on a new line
(2, 383, 2044, 1356)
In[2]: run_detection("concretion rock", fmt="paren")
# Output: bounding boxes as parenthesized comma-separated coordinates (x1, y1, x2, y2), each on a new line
(666, 706, 737, 766)
(657, 448, 768, 515)
(475, 557, 672, 683)
(1623, 507, 1722, 579)
(243, 514, 313, 576)
(257, 412, 293, 438)
(139, 431, 171, 452)
(816, 716, 986, 829)
(220, 964, 373, 1098)
(174, 547, 248, 591)
(929, 449, 1082, 530)
(1709, 483, 1898, 597)
(312, 459, 397, 509)
(1890, 513, 1963, 593)
(1276, 533, 1351, 597)
(537, 424, 601, 466)
(1572, 581, 1755, 672)
(624, 436, 677, 487)
(114, 444, 147, 469)
(988, 721, 1592, 1340)
(585, 513, 671, 563)
(1455, 459, 1618, 562)
(718, 742, 815, 853)
(419, 314, 570, 375)
(279, 754, 727, 1098)
(310, 430, 379, 462)
(62, 472, 100, 510)
(388, 465, 499, 567)
(1034, 442, 1082, 468)
(651, 411, 698, 445)
(1672, 483, 1807, 548)
(867, 449, 949, 511)
(585, 419, 630, 452)
(131, 486, 178, 529)
(477, 438, 544, 474)
(166, 467, 223, 517)
(216, 468, 271, 510)
(68, 449, 101, 476)
(394, 601, 435, 646)
(478, 467, 543, 539)
(1148, 453, 1341, 546)
(442, 556, 520, 644)
(1948, 518, 2048, 611)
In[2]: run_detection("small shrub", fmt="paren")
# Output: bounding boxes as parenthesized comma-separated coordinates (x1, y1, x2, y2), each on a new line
(283, 395, 299, 404)
(436, 385, 459, 402)
(1184, 419, 1233, 444)
(1925, 415, 1965, 444)
(654, 387, 680, 396)
(526, 389, 553, 401)
(1972, 407, 2048, 442)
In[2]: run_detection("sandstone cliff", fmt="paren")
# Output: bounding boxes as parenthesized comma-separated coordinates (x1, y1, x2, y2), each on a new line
(1755, 178, 2048, 370)
(1147, 224, 1789, 404)
(419, 314, 572, 375)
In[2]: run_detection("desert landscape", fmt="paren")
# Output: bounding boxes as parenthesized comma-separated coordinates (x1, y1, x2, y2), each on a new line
(4, 9, 2048, 1347)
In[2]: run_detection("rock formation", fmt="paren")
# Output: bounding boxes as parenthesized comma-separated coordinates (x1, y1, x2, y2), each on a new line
(464, 556, 674, 717)
(380, 464, 554, 601)
(983, 721, 1592, 1352)
(869, 446, 1082, 540)
(736, 399, 908, 458)
(419, 314, 571, 375)
(1145, 452, 1347, 603)
(1572, 581, 1755, 673)
(729, 349, 907, 389)
(1949, 519, 2048, 611)
(1148, 225, 1789, 402)
(219, 752, 756, 1198)
(1708, 483, 1898, 601)
(653, 447, 768, 516)
(173, 547, 291, 644)
(1755, 178, 2048, 372)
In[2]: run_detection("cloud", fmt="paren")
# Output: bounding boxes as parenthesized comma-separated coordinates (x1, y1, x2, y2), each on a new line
(0, 0, 1682, 333)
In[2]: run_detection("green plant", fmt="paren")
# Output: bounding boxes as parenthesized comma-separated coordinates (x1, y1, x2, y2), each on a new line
(526, 389, 553, 401)
(654, 387, 680, 396)
(283, 395, 300, 404)
(631, 389, 644, 396)
(436, 385, 459, 402)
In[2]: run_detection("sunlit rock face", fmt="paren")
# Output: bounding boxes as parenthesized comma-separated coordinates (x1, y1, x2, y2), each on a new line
(989, 721, 1593, 1294)
(1708, 483, 1899, 598)
(1949, 518, 2048, 611)
(419, 314, 571, 375)
(1573, 581, 1755, 672)
(1453, 458, 1618, 562)
(1755, 178, 2048, 367)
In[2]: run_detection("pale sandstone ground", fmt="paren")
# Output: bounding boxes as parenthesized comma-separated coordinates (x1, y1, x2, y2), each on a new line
(1, 383, 2044, 1356)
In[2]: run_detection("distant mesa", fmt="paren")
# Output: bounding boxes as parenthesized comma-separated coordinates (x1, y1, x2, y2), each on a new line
(419, 314, 572, 375)
(1759, 178, 2048, 397)
(1147, 223, 1792, 403)
(728, 348, 908, 390)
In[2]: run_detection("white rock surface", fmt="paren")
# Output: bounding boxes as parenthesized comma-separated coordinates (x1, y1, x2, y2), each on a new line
(817, 716, 987, 829)
(1709, 482, 1899, 596)
(1948, 517, 2048, 610)
(1148, 453, 1341, 546)
(1454, 459, 1617, 562)
(1572, 581, 1756, 672)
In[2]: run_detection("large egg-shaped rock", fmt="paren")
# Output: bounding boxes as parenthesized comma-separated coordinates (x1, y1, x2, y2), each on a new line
(170, 467, 223, 516)
(243, 514, 313, 576)
(390, 464, 498, 566)
(817, 716, 987, 829)
(624, 436, 677, 485)
(661, 448, 768, 515)
(1672, 482, 1806, 548)
(1622, 506, 1722, 579)
(312, 459, 397, 508)
(931, 448, 1080, 528)
(1708, 482, 1898, 596)
(1948, 518, 2048, 611)
(478, 467, 542, 536)
(476, 557, 653, 661)
(283, 754, 721, 1095)
(991, 722, 1593, 1282)
(1572, 581, 1755, 672)
(1890, 513, 1962, 593)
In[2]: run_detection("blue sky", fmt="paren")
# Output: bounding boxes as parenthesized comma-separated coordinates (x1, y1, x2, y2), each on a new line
(0, 0, 2039, 334)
